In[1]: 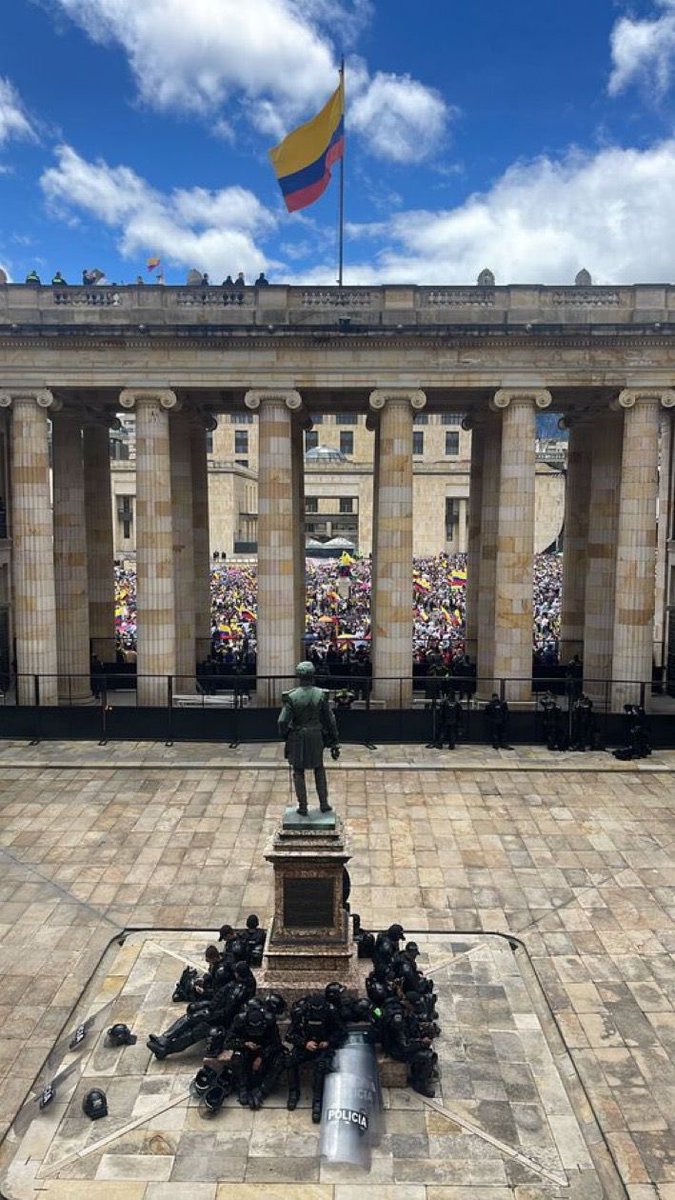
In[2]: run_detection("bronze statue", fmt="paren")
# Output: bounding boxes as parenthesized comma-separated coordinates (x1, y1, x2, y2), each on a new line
(278, 661, 340, 814)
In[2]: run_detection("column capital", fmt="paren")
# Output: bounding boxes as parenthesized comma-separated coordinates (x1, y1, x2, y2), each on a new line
(491, 388, 552, 411)
(616, 388, 675, 409)
(244, 389, 302, 412)
(119, 388, 178, 411)
(369, 388, 426, 413)
(0, 388, 56, 409)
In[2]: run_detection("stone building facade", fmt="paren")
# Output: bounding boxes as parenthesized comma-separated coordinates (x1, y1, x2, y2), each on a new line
(0, 277, 672, 709)
(109, 408, 564, 559)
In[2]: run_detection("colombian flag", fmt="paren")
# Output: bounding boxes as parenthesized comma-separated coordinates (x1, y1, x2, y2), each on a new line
(269, 77, 344, 213)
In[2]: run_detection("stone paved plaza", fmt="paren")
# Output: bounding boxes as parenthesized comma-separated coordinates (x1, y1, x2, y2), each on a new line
(0, 740, 673, 1199)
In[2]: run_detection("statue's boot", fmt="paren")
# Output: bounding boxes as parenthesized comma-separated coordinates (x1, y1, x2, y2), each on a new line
(316, 767, 332, 812)
(293, 771, 308, 815)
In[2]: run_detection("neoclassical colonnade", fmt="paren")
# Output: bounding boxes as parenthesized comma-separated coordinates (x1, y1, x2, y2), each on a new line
(0, 382, 672, 710)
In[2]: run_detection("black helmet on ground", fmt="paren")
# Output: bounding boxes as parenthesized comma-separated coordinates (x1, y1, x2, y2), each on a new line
(107, 1023, 137, 1046)
(83, 1088, 108, 1120)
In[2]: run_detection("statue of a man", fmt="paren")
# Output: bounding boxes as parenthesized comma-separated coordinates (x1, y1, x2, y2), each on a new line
(278, 661, 340, 815)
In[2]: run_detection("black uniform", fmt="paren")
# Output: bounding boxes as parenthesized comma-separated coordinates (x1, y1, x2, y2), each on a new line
(433, 694, 463, 749)
(286, 994, 346, 1122)
(379, 997, 437, 1097)
(485, 696, 510, 749)
(541, 697, 565, 751)
(572, 694, 594, 750)
(226, 1001, 284, 1109)
(148, 964, 256, 1059)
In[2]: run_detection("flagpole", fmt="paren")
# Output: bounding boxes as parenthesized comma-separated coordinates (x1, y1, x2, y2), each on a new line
(337, 56, 345, 288)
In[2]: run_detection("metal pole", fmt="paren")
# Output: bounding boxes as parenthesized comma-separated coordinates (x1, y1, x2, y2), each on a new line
(337, 58, 345, 288)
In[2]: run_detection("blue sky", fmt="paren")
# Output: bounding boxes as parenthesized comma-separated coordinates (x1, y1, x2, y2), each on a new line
(1, 0, 675, 286)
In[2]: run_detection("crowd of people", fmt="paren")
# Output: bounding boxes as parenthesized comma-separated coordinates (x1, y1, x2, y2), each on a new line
(114, 552, 563, 676)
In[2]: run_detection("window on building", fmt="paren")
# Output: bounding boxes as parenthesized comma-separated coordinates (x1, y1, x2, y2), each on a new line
(305, 430, 319, 451)
(412, 430, 424, 455)
(336, 412, 358, 425)
(118, 495, 134, 539)
(230, 412, 254, 423)
(442, 412, 464, 425)
(339, 430, 354, 455)
(235, 459, 249, 469)
(305, 497, 318, 513)
(206, 431, 214, 454)
(445, 430, 460, 456)
(445, 497, 459, 540)
(339, 497, 354, 513)
(311, 414, 323, 424)
(413, 412, 428, 425)
(110, 436, 129, 461)
(234, 430, 249, 455)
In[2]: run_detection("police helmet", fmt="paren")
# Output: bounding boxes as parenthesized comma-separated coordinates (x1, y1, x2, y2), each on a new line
(405, 941, 420, 956)
(245, 913, 260, 929)
(388, 923, 404, 941)
(324, 982, 346, 1004)
(367, 980, 388, 1004)
(351, 997, 372, 1022)
(246, 1005, 266, 1031)
(264, 992, 286, 1016)
(107, 1022, 137, 1047)
(82, 1088, 108, 1120)
(234, 961, 251, 980)
(230, 938, 247, 960)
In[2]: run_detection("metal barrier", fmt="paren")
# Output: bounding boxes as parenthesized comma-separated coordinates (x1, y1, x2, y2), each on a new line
(0, 671, 671, 745)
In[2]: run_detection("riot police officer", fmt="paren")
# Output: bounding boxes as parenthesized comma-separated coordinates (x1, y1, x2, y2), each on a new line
(373, 923, 404, 969)
(286, 992, 346, 1122)
(484, 694, 511, 749)
(431, 691, 463, 749)
(541, 693, 565, 751)
(379, 995, 437, 1097)
(572, 692, 594, 751)
(227, 998, 285, 1110)
(148, 961, 256, 1060)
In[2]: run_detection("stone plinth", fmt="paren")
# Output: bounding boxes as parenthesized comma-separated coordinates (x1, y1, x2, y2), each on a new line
(260, 810, 362, 997)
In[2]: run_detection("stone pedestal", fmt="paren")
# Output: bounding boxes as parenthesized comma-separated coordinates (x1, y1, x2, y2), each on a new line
(260, 811, 361, 1000)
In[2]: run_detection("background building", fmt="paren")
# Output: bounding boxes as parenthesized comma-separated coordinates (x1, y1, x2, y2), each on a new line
(110, 410, 565, 560)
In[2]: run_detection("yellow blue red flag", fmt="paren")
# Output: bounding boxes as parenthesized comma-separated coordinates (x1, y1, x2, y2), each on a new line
(269, 77, 344, 213)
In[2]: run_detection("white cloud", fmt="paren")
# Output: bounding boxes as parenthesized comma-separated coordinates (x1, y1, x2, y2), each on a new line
(40, 144, 278, 279)
(51, 0, 449, 162)
(0, 77, 36, 146)
(609, 0, 675, 96)
(300, 139, 675, 285)
(54, 0, 338, 118)
(349, 68, 451, 163)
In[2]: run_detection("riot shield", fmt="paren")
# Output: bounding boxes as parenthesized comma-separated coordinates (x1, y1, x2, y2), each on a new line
(320, 1031, 382, 1168)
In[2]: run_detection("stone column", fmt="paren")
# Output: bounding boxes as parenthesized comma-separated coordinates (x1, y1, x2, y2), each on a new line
(83, 420, 115, 662)
(291, 417, 307, 659)
(368, 389, 425, 706)
(244, 390, 306, 704)
(465, 419, 484, 661)
(560, 422, 591, 661)
(654, 409, 672, 677)
(120, 389, 177, 706)
(492, 389, 551, 700)
(170, 411, 196, 693)
(583, 412, 623, 698)
(611, 390, 675, 710)
(476, 414, 501, 692)
(52, 410, 93, 703)
(365, 412, 381, 639)
(191, 418, 213, 663)
(0, 390, 58, 705)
